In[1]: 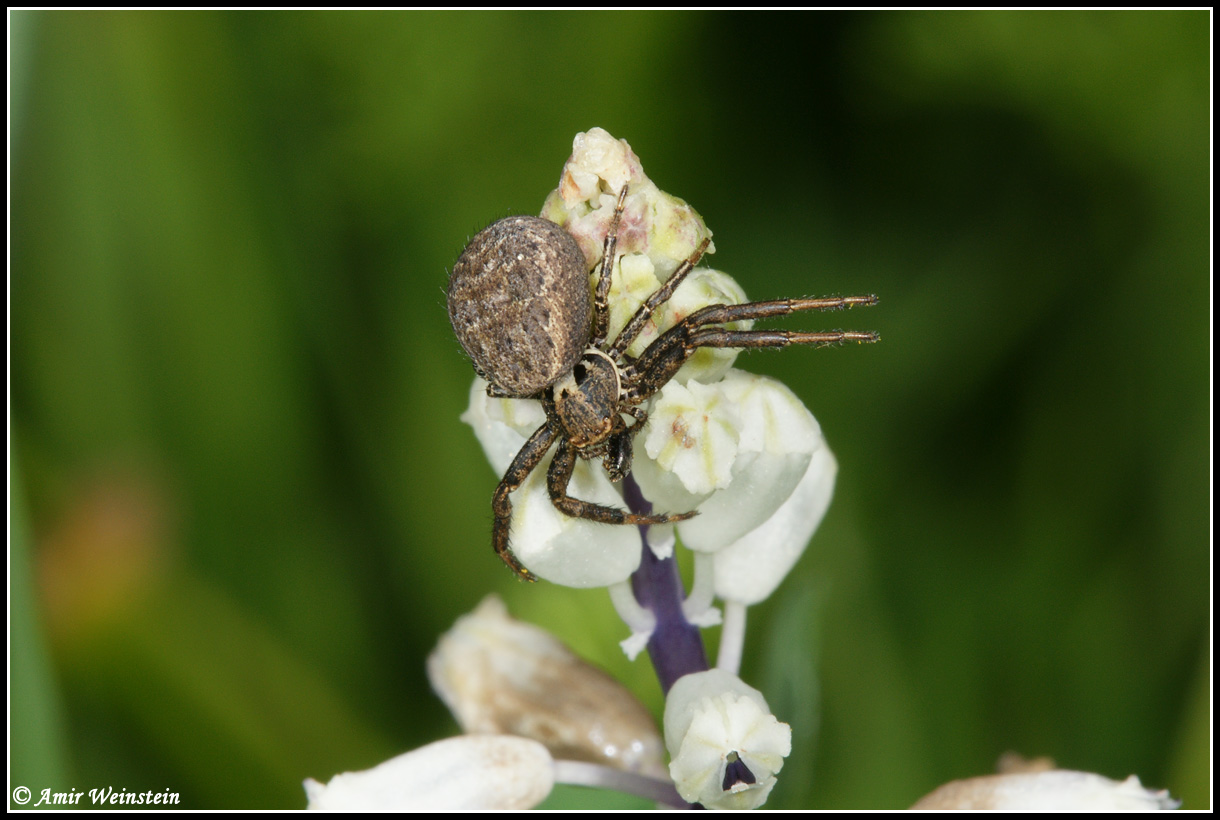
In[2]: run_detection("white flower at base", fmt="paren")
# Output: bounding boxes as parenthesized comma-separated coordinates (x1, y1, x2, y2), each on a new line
(910, 770, 1180, 811)
(663, 668, 792, 810)
(509, 462, 643, 587)
(303, 735, 554, 811)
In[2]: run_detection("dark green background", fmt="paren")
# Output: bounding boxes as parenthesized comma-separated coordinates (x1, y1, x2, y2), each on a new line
(10, 10, 1209, 810)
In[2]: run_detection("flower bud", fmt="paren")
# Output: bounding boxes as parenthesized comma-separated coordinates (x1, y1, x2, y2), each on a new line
(663, 668, 792, 810)
(540, 126, 714, 283)
(911, 770, 1179, 810)
(427, 595, 665, 777)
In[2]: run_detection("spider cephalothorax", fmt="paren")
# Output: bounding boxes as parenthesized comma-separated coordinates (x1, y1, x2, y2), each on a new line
(448, 186, 878, 581)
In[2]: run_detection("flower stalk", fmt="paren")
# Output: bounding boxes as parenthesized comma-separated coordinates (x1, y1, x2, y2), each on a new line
(623, 474, 709, 694)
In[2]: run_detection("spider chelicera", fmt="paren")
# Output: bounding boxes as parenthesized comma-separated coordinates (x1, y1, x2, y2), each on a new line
(448, 185, 878, 581)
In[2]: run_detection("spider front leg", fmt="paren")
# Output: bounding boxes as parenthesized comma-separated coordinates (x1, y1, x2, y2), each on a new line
(631, 295, 880, 395)
(608, 236, 713, 359)
(492, 420, 560, 581)
(547, 439, 695, 527)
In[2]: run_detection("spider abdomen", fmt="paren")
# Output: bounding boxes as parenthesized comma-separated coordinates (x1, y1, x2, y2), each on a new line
(448, 216, 592, 397)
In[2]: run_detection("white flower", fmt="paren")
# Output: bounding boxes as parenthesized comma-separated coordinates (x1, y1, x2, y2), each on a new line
(636, 370, 830, 556)
(662, 668, 792, 810)
(910, 770, 1180, 811)
(303, 735, 554, 811)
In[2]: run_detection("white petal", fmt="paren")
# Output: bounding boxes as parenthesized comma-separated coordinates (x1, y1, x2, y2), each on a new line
(639, 379, 741, 498)
(712, 440, 837, 604)
(629, 450, 711, 519)
(716, 369, 821, 457)
(460, 377, 546, 476)
(676, 448, 811, 553)
(304, 735, 554, 811)
(509, 459, 642, 588)
(619, 630, 652, 661)
(911, 770, 1180, 811)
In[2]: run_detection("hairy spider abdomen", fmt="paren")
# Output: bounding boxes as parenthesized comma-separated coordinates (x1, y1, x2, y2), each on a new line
(448, 216, 591, 397)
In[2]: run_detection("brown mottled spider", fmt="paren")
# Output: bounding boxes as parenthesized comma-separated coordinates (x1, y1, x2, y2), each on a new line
(448, 186, 878, 581)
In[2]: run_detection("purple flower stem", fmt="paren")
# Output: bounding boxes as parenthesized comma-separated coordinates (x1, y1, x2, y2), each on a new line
(624, 474, 709, 694)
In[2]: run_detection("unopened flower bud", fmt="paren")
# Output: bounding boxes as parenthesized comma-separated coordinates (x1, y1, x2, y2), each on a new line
(541, 127, 714, 282)
(303, 735, 553, 811)
(428, 595, 665, 777)
(911, 770, 1180, 811)
(663, 668, 792, 809)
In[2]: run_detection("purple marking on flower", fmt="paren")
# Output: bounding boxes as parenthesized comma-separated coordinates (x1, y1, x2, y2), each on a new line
(722, 753, 757, 791)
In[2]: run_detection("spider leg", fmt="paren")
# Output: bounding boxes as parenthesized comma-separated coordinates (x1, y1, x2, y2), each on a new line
(590, 185, 630, 348)
(685, 295, 879, 348)
(685, 294, 878, 325)
(689, 328, 879, 348)
(631, 295, 879, 397)
(493, 420, 560, 581)
(607, 236, 713, 359)
(547, 439, 696, 526)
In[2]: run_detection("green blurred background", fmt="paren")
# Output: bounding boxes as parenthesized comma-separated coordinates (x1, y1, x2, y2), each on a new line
(10, 10, 1209, 810)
